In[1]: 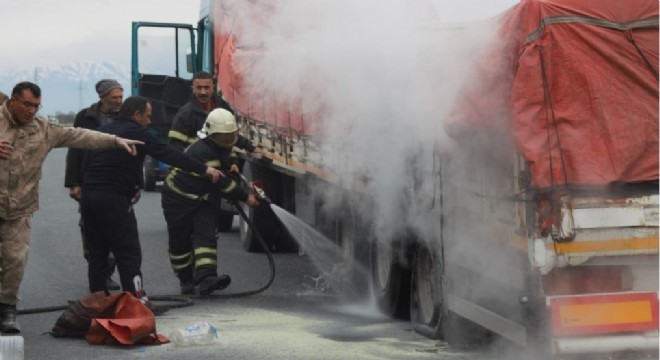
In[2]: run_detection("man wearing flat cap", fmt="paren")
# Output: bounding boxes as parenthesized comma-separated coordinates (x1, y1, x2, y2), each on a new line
(64, 79, 125, 291)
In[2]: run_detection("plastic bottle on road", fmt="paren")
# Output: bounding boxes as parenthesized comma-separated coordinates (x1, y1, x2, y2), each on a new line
(0, 335, 24, 360)
(169, 322, 219, 346)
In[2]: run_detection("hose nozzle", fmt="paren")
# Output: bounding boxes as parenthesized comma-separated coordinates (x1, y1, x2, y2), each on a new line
(253, 184, 272, 204)
(237, 173, 272, 205)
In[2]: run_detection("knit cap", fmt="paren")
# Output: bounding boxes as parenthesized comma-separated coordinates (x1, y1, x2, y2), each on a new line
(95, 79, 123, 97)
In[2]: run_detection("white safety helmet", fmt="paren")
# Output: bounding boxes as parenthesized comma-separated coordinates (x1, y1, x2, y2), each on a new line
(197, 108, 238, 139)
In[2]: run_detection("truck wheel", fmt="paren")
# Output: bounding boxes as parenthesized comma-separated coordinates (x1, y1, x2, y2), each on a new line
(410, 242, 442, 339)
(238, 162, 284, 252)
(239, 201, 282, 252)
(143, 156, 157, 192)
(335, 211, 370, 299)
(370, 239, 412, 319)
(217, 213, 234, 232)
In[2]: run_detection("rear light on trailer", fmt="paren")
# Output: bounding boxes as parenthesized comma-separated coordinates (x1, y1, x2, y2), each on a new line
(542, 266, 632, 296)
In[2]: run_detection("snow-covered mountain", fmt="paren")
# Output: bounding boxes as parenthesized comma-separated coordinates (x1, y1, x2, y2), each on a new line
(0, 61, 131, 115)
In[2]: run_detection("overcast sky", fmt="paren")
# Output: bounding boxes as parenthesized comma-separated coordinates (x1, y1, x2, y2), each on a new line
(0, 0, 517, 72)
(0, 0, 201, 71)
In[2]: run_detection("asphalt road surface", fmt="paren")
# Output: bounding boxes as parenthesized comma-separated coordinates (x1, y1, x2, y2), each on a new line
(13, 148, 496, 360)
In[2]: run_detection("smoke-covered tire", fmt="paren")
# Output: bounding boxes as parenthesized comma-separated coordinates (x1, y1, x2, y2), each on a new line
(217, 213, 235, 232)
(334, 209, 371, 299)
(370, 238, 412, 319)
(410, 241, 443, 339)
(143, 156, 158, 192)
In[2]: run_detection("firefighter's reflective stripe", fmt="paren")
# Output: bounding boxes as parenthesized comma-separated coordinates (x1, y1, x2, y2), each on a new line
(169, 251, 193, 270)
(222, 180, 237, 193)
(194, 247, 217, 268)
(171, 167, 204, 179)
(168, 130, 195, 144)
(195, 247, 216, 256)
(195, 258, 217, 267)
(165, 175, 209, 201)
(206, 160, 221, 168)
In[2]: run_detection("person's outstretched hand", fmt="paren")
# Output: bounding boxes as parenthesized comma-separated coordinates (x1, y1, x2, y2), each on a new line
(114, 137, 144, 156)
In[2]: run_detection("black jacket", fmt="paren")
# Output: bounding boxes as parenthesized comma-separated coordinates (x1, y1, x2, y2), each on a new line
(64, 102, 103, 187)
(167, 94, 255, 153)
(165, 138, 249, 204)
(82, 116, 208, 198)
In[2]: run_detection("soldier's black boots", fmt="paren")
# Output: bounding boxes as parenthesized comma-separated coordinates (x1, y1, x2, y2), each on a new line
(197, 275, 231, 296)
(0, 303, 20, 334)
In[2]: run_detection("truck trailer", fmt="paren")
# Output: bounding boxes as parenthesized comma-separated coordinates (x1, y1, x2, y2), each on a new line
(131, 0, 659, 358)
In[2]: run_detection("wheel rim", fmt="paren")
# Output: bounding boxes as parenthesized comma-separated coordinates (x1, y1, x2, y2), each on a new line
(374, 241, 391, 291)
(339, 220, 355, 263)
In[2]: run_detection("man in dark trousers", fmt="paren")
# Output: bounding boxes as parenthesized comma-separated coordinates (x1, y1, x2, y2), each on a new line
(162, 108, 260, 295)
(65, 79, 124, 290)
(81, 96, 222, 308)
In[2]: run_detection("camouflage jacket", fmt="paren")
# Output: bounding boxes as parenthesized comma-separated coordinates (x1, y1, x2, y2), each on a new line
(0, 103, 118, 219)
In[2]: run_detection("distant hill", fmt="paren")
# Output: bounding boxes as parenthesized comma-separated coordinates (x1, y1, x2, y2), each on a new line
(0, 61, 131, 116)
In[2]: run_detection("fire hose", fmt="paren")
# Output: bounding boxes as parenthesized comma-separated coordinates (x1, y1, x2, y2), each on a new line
(17, 171, 276, 315)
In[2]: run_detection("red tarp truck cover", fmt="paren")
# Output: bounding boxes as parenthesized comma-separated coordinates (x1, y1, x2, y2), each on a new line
(212, 0, 438, 138)
(214, 0, 310, 136)
(447, 0, 659, 189)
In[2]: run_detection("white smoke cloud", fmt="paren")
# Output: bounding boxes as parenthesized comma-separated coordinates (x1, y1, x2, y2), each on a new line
(227, 0, 510, 244)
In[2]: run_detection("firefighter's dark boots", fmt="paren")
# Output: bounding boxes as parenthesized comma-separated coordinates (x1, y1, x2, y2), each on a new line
(0, 303, 20, 333)
(197, 275, 231, 296)
(180, 280, 195, 296)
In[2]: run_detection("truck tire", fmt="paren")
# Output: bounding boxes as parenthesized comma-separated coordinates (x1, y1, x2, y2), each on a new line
(370, 238, 412, 319)
(239, 201, 281, 252)
(410, 242, 443, 339)
(217, 213, 234, 232)
(143, 156, 157, 192)
(335, 210, 370, 299)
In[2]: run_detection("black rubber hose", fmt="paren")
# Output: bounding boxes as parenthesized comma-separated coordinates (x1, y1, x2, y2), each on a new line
(17, 305, 70, 315)
(17, 187, 276, 314)
(17, 295, 195, 316)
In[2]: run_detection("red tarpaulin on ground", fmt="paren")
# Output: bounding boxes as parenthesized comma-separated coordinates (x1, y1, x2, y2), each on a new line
(447, 0, 659, 189)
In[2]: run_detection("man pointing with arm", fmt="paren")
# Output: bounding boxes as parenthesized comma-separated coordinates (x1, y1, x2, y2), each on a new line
(0, 81, 143, 334)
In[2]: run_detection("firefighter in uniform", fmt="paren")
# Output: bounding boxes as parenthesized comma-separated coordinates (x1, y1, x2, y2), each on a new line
(167, 71, 265, 155)
(161, 108, 260, 295)
(167, 72, 265, 233)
